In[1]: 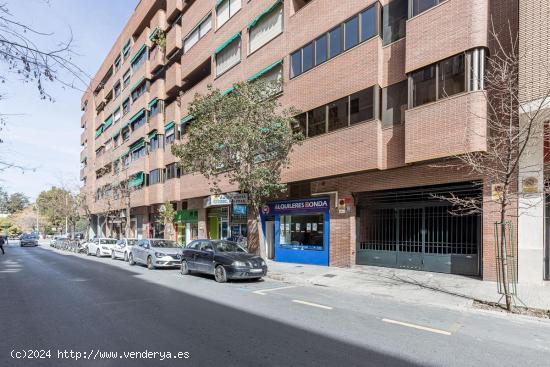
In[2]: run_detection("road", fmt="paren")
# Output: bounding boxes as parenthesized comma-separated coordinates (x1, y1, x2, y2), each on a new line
(0, 241, 549, 367)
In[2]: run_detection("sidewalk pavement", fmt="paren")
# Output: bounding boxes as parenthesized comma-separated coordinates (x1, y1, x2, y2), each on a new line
(265, 260, 550, 311)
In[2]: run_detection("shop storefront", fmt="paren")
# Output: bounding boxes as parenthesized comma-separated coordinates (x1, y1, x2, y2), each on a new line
(205, 193, 249, 241)
(175, 209, 199, 245)
(261, 197, 330, 266)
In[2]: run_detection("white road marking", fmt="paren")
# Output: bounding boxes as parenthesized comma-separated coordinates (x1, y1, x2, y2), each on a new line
(382, 318, 452, 336)
(252, 285, 297, 295)
(292, 299, 333, 310)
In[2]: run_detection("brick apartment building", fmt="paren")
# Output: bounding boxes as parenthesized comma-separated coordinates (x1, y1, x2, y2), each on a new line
(80, 0, 547, 282)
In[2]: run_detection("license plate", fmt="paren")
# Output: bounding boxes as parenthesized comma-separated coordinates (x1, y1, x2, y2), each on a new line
(250, 269, 263, 273)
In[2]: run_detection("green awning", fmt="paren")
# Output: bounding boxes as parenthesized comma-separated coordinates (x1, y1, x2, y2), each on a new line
(180, 115, 193, 124)
(130, 76, 145, 93)
(149, 27, 160, 41)
(130, 44, 147, 64)
(247, 0, 283, 30)
(122, 39, 131, 52)
(148, 129, 158, 139)
(214, 32, 241, 55)
(129, 109, 145, 124)
(103, 115, 113, 130)
(128, 172, 144, 188)
(121, 122, 130, 131)
(129, 138, 145, 152)
(148, 98, 158, 109)
(222, 86, 235, 96)
(95, 125, 104, 139)
(248, 59, 283, 81)
(112, 128, 121, 138)
(164, 121, 175, 131)
(118, 151, 129, 160)
(215, 0, 225, 9)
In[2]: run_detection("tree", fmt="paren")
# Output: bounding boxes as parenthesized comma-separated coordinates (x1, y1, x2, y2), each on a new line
(436, 26, 550, 311)
(36, 187, 79, 235)
(158, 201, 176, 242)
(172, 80, 303, 255)
(5, 192, 29, 214)
(0, 187, 8, 213)
(12, 205, 43, 233)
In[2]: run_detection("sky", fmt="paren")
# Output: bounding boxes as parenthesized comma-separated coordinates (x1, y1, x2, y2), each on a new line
(0, 0, 136, 200)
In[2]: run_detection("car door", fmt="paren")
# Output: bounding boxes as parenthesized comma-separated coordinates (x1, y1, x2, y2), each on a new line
(196, 242, 215, 274)
(140, 240, 151, 263)
(114, 240, 124, 257)
(134, 240, 144, 263)
(183, 241, 200, 270)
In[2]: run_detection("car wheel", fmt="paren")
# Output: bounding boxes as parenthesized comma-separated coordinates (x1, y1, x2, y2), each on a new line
(111, 251, 116, 259)
(180, 260, 190, 275)
(147, 256, 155, 270)
(96, 249, 100, 257)
(214, 265, 227, 283)
(124, 252, 128, 262)
(87, 248, 91, 256)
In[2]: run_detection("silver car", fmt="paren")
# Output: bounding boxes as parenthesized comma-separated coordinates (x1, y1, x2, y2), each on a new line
(128, 239, 182, 270)
(111, 238, 137, 261)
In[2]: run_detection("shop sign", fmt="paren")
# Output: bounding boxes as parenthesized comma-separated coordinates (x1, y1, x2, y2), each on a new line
(522, 176, 538, 194)
(262, 197, 330, 215)
(204, 194, 232, 208)
(175, 209, 198, 223)
(227, 192, 248, 205)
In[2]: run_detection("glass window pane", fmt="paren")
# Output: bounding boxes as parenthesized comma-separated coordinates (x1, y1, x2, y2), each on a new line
(290, 50, 302, 78)
(382, 80, 408, 126)
(279, 214, 324, 249)
(350, 87, 374, 125)
(294, 113, 307, 136)
(361, 6, 377, 41)
(382, 0, 407, 46)
(329, 26, 342, 58)
(302, 42, 314, 73)
(307, 106, 327, 137)
(412, 0, 439, 17)
(438, 54, 465, 98)
(200, 15, 212, 37)
(328, 97, 349, 132)
(315, 35, 327, 66)
(411, 65, 437, 107)
(345, 16, 359, 50)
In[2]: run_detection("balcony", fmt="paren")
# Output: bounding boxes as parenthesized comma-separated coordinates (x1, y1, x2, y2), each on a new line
(165, 23, 182, 57)
(80, 168, 86, 181)
(164, 98, 181, 124)
(149, 44, 165, 72)
(179, 75, 210, 115)
(405, 91, 487, 164)
(166, 0, 183, 23)
(80, 150, 87, 163)
(81, 114, 86, 128)
(149, 77, 166, 102)
(165, 62, 182, 96)
(81, 131, 87, 146)
(147, 184, 165, 205)
(405, 0, 488, 73)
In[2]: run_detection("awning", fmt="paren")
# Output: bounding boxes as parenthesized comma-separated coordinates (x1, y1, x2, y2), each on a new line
(129, 138, 145, 152)
(164, 121, 175, 131)
(148, 129, 158, 139)
(130, 44, 147, 64)
(130, 76, 145, 93)
(214, 32, 241, 55)
(180, 115, 193, 124)
(95, 125, 104, 139)
(215, 0, 225, 9)
(148, 98, 158, 109)
(247, 0, 283, 30)
(222, 86, 235, 96)
(248, 59, 283, 81)
(103, 115, 113, 130)
(149, 27, 160, 41)
(129, 109, 145, 124)
(128, 172, 144, 188)
(122, 39, 131, 52)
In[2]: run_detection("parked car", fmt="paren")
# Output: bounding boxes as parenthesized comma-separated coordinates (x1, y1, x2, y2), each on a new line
(86, 238, 118, 257)
(50, 235, 67, 248)
(180, 240, 267, 283)
(111, 238, 137, 261)
(20, 233, 38, 247)
(129, 239, 182, 270)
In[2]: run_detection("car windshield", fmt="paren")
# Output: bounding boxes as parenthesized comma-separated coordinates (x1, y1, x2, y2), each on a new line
(126, 239, 137, 246)
(151, 240, 178, 248)
(101, 239, 117, 244)
(214, 241, 247, 253)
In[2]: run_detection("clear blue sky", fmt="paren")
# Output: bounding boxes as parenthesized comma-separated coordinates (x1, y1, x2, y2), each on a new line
(0, 0, 136, 200)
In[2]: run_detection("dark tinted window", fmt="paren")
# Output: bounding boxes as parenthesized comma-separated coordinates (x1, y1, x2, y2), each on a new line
(344, 16, 359, 50)
(382, 80, 408, 126)
(315, 34, 327, 66)
(214, 241, 246, 253)
(328, 97, 349, 132)
(382, 0, 407, 45)
(411, 65, 437, 107)
(412, 0, 439, 17)
(350, 87, 374, 124)
(438, 54, 465, 98)
(290, 50, 302, 78)
(307, 106, 327, 137)
(329, 26, 342, 58)
(302, 42, 314, 73)
(361, 5, 378, 41)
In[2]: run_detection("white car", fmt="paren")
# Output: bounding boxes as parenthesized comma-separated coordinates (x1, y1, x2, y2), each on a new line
(86, 238, 118, 257)
(111, 238, 137, 261)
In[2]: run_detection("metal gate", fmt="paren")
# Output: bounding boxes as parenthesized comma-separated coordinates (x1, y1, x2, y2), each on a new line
(356, 184, 481, 276)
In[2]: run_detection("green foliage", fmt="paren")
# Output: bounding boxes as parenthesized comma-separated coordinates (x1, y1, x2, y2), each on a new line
(152, 30, 166, 52)
(158, 201, 176, 225)
(5, 192, 29, 214)
(36, 187, 80, 232)
(171, 79, 303, 214)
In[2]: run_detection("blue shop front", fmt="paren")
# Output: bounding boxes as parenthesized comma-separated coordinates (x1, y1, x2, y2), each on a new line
(261, 197, 330, 266)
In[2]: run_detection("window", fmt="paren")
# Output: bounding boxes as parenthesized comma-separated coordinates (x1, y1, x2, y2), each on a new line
(122, 39, 131, 61)
(344, 16, 359, 50)
(307, 106, 327, 138)
(166, 163, 180, 180)
(411, 0, 443, 17)
(294, 113, 307, 136)
(184, 14, 212, 53)
(411, 65, 436, 107)
(131, 80, 147, 102)
(381, 80, 407, 126)
(105, 138, 113, 151)
(148, 169, 164, 185)
(329, 26, 342, 58)
(165, 126, 176, 144)
(279, 214, 324, 249)
(131, 46, 147, 72)
(149, 133, 163, 151)
(122, 98, 130, 116)
(131, 113, 146, 131)
(123, 69, 131, 89)
(248, 3, 283, 53)
(114, 55, 121, 72)
(382, 0, 407, 46)
(302, 42, 314, 73)
(131, 145, 146, 161)
(290, 50, 302, 78)
(328, 97, 349, 132)
(113, 107, 122, 123)
(122, 126, 130, 141)
(113, 80, 121, 99)
(361, 5, 378, 42)
(350, 87, 374, 125)
(122, 154, 130, 167)
(149, 99, 163, 118)
(291, 0, 314, 14)
(315, 35, 327, 66)
(216, 35, 241, 76)
(217, 0, 241, 29)
(438, 54, 465, 99)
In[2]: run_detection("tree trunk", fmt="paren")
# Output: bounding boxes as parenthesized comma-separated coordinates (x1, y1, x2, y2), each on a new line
(247, 205, 262, 256)
(499, 199, 513, 312)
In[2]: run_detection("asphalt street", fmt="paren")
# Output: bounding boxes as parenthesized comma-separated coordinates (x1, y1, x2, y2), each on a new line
(1, 241, 549, 367)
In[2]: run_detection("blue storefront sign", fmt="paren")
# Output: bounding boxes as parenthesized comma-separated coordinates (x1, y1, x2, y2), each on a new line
(261, 197, 330, 266)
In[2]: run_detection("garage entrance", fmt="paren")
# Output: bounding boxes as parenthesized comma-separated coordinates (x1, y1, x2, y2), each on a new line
(356, 183, 481, 276)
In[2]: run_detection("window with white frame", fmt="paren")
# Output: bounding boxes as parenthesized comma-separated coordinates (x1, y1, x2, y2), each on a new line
(248, 2, 283, 53)
(216, 35, 241, 76)
(217, 0, 241, 29)
(113, 107, 122, 123)
(184, 13, 212, 53)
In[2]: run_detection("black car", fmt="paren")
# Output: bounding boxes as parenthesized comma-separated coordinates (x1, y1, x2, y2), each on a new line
(180, 240, 267, 283)
(20, 234, 38, 247)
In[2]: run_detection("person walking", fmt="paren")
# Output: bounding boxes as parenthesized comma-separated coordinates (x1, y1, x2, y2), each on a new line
(0, 235, 5, 255)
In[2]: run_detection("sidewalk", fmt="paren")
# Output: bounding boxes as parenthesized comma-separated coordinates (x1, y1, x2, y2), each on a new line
(265, 260, 550, 311)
